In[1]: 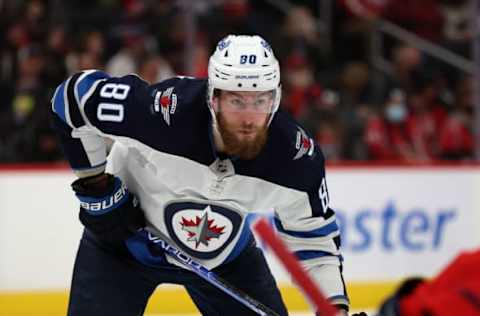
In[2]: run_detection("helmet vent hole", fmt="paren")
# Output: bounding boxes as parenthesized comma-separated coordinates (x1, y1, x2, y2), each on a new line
(224, 50, 229, 57)
(237, 83, 242, 88)
(264, 51, 268, 58)
(253, 83, 257, 88)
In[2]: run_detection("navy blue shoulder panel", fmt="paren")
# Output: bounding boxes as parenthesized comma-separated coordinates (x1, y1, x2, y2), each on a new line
(84, 76, 215, 165)
(234, 110, 331, 217)
(236, 110, 326, 191)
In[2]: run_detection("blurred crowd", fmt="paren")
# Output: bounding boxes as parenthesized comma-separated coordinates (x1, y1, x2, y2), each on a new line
(0, 0, 475, 163)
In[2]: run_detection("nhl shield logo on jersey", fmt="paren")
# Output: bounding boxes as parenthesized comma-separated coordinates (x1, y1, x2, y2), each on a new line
(164, 202, 242, 259)
(294, 126, 314, 160)
(152, 87, 177, 125)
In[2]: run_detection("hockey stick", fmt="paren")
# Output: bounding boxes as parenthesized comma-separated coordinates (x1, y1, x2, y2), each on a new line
(252, 217, 339, 316)
(126, 229, 280, 316)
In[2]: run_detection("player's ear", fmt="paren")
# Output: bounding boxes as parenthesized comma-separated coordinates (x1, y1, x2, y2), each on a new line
(211, 95, 219, 112)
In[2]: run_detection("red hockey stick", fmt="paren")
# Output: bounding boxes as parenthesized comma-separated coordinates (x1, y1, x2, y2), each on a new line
(252, 217, 339, 316)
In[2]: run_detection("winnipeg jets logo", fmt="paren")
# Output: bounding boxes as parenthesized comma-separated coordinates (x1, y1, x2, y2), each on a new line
(217, 38, 231, 50)
(165, 202, 242, 259)
(294, 127, 314, 160)
(153, 87, 177, 125)
(261, 40, 272, 52)
(181, 206, 225, 248)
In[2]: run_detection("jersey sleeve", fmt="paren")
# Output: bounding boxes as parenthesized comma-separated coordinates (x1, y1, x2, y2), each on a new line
(274, 145, 340, 263)
(50, 69, 170, 177)
(273, 137, 349, 307)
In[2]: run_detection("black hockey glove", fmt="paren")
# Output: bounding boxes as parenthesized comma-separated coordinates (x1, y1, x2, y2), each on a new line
(376, 277, 424, 316)
(72, 173, 145, 244)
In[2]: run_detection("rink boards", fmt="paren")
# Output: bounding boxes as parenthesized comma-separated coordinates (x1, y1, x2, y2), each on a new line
(0, 165, 478, 315)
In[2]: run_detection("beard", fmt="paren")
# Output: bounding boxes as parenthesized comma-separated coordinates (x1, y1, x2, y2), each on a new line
(217, 114, 268, 160)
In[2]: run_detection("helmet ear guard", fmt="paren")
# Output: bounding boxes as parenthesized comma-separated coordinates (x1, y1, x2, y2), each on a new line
(207, 35, 282, 125)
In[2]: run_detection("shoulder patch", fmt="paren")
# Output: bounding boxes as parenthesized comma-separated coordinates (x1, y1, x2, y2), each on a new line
(294, 126, 315, 160)
(153, 86, 178, 125)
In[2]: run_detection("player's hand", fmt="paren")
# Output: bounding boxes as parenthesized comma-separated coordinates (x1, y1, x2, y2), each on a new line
(377, 277, 424, 316)
(335, 310, 349, 316)
(351, 312, 367, 316)
(72, 173, 145, 243)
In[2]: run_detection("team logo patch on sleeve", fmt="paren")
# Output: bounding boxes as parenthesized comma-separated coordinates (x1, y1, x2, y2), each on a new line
(294, 127, 314, 160)
(164, 202, 242, 259)
(153, 87, 177, 125)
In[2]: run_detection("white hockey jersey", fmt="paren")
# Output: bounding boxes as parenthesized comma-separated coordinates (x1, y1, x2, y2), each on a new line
(51, 70, 348, 306)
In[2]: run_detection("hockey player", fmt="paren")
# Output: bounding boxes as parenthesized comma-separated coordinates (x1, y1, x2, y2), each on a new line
(377, 248, 480, 316)
(51, 34, 349, 316)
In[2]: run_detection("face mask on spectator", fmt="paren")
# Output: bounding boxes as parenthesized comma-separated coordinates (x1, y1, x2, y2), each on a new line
(385, 103, 407, 123)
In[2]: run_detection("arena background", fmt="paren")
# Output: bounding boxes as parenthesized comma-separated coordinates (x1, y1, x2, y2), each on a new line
(1, 0, 479, 315)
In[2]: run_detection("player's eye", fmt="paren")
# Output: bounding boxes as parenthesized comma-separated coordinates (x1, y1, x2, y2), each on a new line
(230, 99, 246, 109)
(254, 98, 271, 111)
(254, 99, 266, 107)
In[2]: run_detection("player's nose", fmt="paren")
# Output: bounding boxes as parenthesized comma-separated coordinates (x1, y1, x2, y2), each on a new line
(238, 111, 255, 124)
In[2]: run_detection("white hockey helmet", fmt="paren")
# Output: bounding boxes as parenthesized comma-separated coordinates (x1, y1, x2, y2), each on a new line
(207, 35, 281, 124)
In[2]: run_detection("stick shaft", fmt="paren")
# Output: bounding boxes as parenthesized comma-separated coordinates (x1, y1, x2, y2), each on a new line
(134, 230, 280, 316)
(253, 218, 338, 316)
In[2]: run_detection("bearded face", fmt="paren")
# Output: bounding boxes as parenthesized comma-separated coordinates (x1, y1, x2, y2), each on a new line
(213, 91, 273, 160)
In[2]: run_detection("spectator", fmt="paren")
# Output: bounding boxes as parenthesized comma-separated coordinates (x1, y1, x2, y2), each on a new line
(439, 0, 471, 57)
(0, 0, 475, 164)
(1, 45, 61, 162)
(364, 89, 416, 161)
(379, 44, 422, 102)
(137, 54, 174, 84)
(106, 28, 149, 77)
(282, 51, 317, 118)
(439, 75, 474, 160)
(403, 73, 448, 161)
(44, 26, 69, 87)
(299, 89, 343, 161)
(335, 61, 375, 160)
(66, 30, 106, 73)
